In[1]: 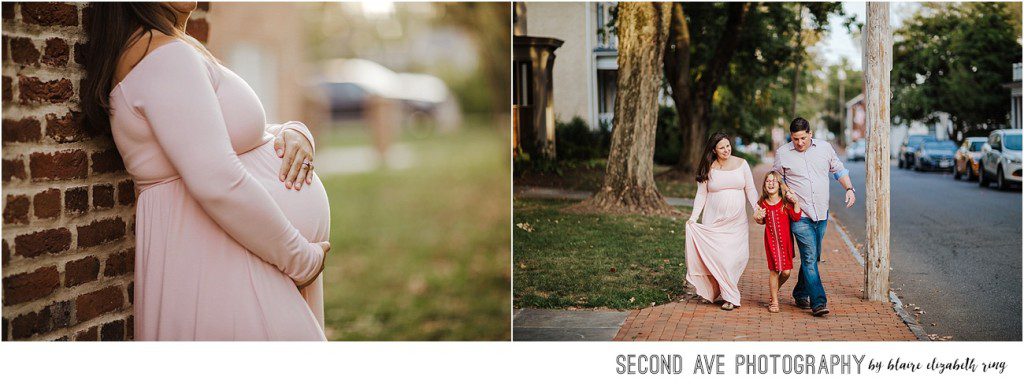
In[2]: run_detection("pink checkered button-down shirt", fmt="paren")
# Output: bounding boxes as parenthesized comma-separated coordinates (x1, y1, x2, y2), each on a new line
(770, 139, 849, 222)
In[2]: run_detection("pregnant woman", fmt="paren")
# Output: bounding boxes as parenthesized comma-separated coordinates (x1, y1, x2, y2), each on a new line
(82, 2, 331, 340)
(684, 132, 763, 310)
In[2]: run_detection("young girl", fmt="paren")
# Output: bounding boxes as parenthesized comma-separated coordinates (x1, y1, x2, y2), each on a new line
(753, 171, 802, 313)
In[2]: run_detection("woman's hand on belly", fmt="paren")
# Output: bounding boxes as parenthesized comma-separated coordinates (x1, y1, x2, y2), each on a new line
(274, 128, 315, 190)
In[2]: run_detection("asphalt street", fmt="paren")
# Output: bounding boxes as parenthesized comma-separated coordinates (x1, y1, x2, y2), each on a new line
(826, 160, 1022, 341)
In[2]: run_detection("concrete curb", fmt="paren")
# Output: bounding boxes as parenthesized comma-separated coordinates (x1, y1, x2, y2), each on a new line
(829, 213, 930, 341)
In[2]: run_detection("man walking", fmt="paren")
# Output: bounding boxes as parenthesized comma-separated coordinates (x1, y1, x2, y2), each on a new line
(771, 117, 856, 317)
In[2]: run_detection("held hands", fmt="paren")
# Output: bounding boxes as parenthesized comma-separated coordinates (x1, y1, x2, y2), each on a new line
(752, 207, 767, 222)
(274, 128, 315, 191)
(844, 189, 856, 208)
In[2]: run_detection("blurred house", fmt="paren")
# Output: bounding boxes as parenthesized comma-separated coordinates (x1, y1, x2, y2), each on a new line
(516, 2, 618, 130)
(1007, 62, 1022, 130)
(319, 58, 461, 132)
(206, 3, 329, 136)
(846, 92, 953, 158)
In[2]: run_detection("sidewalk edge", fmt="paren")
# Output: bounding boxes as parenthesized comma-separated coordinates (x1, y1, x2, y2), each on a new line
(828, 213, 930, 341)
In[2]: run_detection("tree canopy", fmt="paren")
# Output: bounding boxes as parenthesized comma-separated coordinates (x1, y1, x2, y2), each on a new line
(892, 2, 1022, 137)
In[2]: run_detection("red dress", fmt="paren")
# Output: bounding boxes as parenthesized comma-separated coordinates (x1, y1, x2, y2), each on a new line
(758, 199, 801, 271)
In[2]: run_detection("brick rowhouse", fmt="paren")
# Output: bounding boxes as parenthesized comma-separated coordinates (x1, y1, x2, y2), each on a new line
(2, 2, 211, 341)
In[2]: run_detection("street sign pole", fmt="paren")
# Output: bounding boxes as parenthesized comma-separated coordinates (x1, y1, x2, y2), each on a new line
(863, 2, 892, 301)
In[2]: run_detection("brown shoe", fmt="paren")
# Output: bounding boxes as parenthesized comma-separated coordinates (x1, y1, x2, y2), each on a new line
(812, 306, 830, 317)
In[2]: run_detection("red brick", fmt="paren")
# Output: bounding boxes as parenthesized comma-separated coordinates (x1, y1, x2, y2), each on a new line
(127, 281, 134, 305)
(103, 248, 133, 277)
(9, 37, 40, 65)
(3, 156, 27, 181)
(11, 306, 52, 339)
(32, 188, 61, 219)
(2, 76, 11, 102)
(90, 148, 124, 174)
(2, 117, 42, 143)
(76, 217, 125, 248)
(3, 194, 30, 224)
(2, 266, 60, 305)
(17, 75, 73, 104)
(64, 186, 88, 214)
(74, 42, 86, 66)
(42, 37, 69, 67)
(45, 111, 90, 143)
(186, 18, 209, 43)
(100, 319, 125, 341)
(14, 227, 71, 258)
(2, 239, 10, 267)
(75, 285, 123, 322)
(30, 149, 87, 181)
(64, 256, 99, 287)
(126, 316, 134, 340)
(75, 326, 98, 341)
(21, 2, 79, 27)
(92, 184, 114, 209)
(2, 3, 13, 20)
(116, 179, 135, 205)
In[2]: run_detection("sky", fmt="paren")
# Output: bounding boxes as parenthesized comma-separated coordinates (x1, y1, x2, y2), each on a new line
(818, 2, 918, 70)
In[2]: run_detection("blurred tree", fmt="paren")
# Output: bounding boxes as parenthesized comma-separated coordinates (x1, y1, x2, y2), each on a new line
(577, 2, 674, 215)
(441, 3, 511, 118)
(892, 2, 1022, 138)
(662, 2, 846, 175)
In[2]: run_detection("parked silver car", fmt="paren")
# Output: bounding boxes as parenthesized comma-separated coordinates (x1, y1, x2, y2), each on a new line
(978, 129, 1022, 190)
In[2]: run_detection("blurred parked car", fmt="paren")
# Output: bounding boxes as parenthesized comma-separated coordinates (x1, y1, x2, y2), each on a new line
(978, 129, 1022, 190)
(953, 137, 987, 181)
(898, 134, 937, 169)
(846, 139, 866, 162)
(913, 140, 957, 172)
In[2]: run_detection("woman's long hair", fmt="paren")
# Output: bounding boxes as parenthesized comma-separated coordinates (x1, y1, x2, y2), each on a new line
(758, 171, 793, 210)
(81, 3, 216, 134)
(695, 131, 732, 183)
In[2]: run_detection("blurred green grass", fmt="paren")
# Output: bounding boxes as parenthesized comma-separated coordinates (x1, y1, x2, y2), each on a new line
(319, 124, 510, 340)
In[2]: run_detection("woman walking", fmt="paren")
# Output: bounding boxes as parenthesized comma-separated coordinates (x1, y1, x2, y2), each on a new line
(684, 132, 764, 310)
(82, 2, 332, 340)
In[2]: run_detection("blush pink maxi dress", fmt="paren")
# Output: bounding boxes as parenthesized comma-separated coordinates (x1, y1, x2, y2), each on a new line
(108, 39, 330, 340)
(684, 161, 759, 307)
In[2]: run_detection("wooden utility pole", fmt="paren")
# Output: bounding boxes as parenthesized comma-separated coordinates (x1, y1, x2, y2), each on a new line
(863, 2, 892, 301)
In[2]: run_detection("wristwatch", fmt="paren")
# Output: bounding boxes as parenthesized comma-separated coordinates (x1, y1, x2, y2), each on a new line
(846, 187, 856, 193)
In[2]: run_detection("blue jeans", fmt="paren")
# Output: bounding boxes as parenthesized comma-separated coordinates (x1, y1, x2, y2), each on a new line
(791, 217, 828, 309)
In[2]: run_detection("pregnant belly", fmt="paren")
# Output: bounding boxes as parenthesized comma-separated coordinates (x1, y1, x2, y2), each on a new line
(237, 139, 331, 242)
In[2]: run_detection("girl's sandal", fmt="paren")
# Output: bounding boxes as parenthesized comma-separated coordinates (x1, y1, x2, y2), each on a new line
(768, 301, 780, 313)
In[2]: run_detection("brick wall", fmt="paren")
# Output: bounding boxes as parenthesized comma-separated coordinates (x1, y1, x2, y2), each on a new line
(1, 2, 210, 341)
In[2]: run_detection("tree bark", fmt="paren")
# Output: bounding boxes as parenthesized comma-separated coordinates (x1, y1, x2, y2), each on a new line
(575, 2, 675, 215)
(864, 2, 892, 301)
(665, 2, 751, 174)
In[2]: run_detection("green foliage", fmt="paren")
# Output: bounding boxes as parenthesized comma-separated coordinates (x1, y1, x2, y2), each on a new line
(555, 117, 611, 161)
(674, 3, 849, 148)
(654, 105, 682, 165)
(892, 2, 1022, 135)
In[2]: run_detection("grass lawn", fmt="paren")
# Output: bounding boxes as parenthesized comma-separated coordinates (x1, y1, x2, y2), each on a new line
(513, 199, 691, 310)
(319, 126, 510, 340)
(515, 159, 698, 198)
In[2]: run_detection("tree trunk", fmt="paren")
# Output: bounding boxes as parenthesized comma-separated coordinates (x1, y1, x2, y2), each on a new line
(665, 2, 751, 174)
(576, 2, 675, 215)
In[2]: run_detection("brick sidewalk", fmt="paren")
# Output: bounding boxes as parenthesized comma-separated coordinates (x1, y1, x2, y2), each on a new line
(612, 164, 917, 341)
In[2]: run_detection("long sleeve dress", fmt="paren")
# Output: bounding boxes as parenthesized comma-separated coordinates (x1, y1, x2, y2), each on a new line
(108, 39, 331, 340)
(684, 161, 759, 307)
